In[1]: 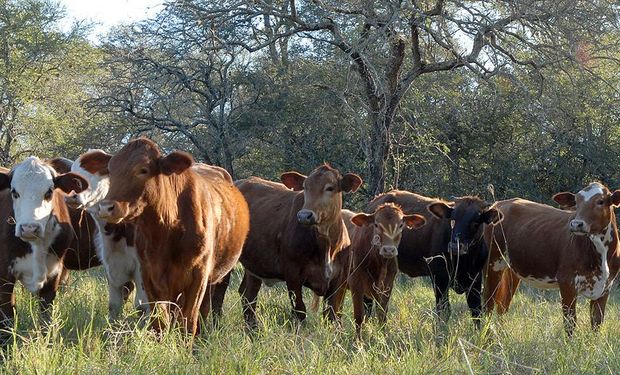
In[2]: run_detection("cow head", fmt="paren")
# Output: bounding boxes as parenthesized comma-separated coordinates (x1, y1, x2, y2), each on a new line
(553, 182, 620, 236)
(0, 157, 88, 241)
(428, 196, 502, 255)
(281, 164, 362, 226)
(98, 138, 194, 224)
(65, 149, 113, 212)
(351, 203, 426, 258)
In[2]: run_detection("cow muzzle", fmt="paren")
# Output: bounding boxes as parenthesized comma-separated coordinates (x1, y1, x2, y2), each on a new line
(569, 219, 589, 235)
(297, 209, 318, 226)
(17, 222, 42, 241)
(379, 245, 398, 259)
(98, 200, 125, 224)
(64, 193, 84, 209)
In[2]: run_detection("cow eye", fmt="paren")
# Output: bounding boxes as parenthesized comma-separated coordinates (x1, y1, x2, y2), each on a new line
(11, 189, 19, 199)
(44, 189, 53, 201)
(597, 199, 605, 206)
(325, 186, 335, 192)
(137, 168, 149, 176)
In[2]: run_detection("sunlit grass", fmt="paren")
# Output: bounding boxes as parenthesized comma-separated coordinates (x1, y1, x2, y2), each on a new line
(1, 268, 619, 374)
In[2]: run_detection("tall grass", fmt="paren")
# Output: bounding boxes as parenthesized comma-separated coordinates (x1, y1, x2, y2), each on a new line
(2, 268, 619, 374)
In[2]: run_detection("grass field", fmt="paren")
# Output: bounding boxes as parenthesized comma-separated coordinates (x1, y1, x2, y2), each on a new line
(2, 267, 620, 374)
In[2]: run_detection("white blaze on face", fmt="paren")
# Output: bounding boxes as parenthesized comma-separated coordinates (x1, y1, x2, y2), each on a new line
(70, 156, 110, 211)
(10, 157, 56, 237)
(578, 183, 604, 202)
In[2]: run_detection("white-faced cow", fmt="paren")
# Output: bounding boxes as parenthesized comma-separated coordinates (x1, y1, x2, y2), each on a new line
(65, 149, 149, 320)
(0, 157, 87, 342)
(484, 182, 620, 335)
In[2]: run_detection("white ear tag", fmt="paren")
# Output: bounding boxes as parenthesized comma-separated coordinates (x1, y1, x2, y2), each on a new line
(372, 234, 381, 246)
(450, 220, 455, 229)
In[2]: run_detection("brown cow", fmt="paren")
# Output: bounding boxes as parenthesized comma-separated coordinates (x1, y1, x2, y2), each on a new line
(484, 182, 620, 335)
(325, 204, 426, 337)
(0, 157, 87, 343)
(235, 164, 362, 327)
(98, 138, 249, 335)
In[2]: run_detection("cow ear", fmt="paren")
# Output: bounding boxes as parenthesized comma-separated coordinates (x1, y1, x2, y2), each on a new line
(281, 172, 306, 191)
(54, 172, 89, 194)
(480, 207, 503, 224)
(0, 172, 10, 191)
(552, 192, 576, 208)
(351, 213, 374, 227)
(159, 151, 194, 176)
(610, 190, 620, 207)
(340, 173, 362, 193)
(427, 202, 453, 219)
(79, 150, 112, 175)
(403, 214, 426, 229)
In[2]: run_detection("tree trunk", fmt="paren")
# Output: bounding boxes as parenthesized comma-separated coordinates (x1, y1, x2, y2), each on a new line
(366, 112, 391, 197)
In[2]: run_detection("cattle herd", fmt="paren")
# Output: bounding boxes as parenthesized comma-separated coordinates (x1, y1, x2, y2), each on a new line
(0, 137, 618, 345)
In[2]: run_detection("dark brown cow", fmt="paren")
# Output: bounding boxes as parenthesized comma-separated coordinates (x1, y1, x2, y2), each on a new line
(0, 157, 87, 343)
(484, 182, 620, 335)
(325, 204, 425, 336)
(98, 138, 249, 335)
(235, 164, 362, 327)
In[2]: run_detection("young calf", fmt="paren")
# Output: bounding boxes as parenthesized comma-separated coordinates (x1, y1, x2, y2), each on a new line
(0, 157, 87, 341)
(98, 138, 249, 335)
(326, 204, 426, 337)
(484, 182, 620, 335)
(65, 149, 149, 320)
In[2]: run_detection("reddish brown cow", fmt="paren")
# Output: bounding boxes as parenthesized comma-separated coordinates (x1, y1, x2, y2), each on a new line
(235, 164, 362, 327)
(325, 204, 426, 336)
(484, 182, 620, 335)
(98, 138, 249, 335)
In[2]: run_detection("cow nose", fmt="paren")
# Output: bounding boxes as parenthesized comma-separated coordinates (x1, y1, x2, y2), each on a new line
(19, 223, 41, 239)
(98, 201, 116, 217)
(379, 246, 398, 258)
(297, 209, 317, 225)
(570, 219, 586, 232)
(64, 193, 82, 208)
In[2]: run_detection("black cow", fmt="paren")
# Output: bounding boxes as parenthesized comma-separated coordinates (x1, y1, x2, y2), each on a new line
(366, 190, 501, 327)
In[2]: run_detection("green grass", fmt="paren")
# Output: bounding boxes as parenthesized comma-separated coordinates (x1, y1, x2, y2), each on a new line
(2, 268, 620, 374)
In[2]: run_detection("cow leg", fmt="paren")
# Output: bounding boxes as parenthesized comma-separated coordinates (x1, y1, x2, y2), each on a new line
(376, 287, 393, 327)
(238, 271, 262, 329)
(590, 292, 610, 331)
(108, 283, 124, 321)
(204, 271, 231, 326)
(559, 283, 577, 336)
(38, 273, 62, 328)
(431, 270, 451, 323)
(121, 281, 135, 303)
(132, 271, 150, 318)
(483, 265, 503, 315)
(286, 281, 306, 322)
(324, 284, 347, 322)
(363, 296, 374, 318)
(465, 274, 483, 329)
(351, 289, 366, 338)
(180, 267, 210, 336)
(0, 281, 15, 346)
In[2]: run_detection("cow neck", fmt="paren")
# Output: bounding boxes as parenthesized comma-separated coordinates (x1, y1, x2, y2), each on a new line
(141, 172, 192, 229)
(314, 206, 347, 259)
(587, 212, 618, 272)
